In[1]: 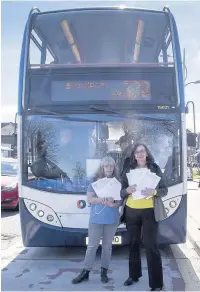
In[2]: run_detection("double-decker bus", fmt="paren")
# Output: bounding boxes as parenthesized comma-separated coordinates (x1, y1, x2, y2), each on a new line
(18, 6, 187, 246)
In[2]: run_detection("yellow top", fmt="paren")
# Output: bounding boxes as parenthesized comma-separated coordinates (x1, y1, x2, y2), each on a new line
(126, 190, 157, 209)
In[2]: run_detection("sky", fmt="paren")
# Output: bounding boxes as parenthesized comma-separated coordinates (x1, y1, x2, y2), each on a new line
(1, 0, 200, 132)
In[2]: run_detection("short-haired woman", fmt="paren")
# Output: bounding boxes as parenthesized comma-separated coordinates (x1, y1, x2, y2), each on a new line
(120, 143, 168, 291)
(72, 156, 122, 284)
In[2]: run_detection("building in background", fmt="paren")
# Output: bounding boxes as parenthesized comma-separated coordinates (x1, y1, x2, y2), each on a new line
(1, 122, 17, 158)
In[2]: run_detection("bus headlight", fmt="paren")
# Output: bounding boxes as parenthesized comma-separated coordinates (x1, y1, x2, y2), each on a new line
(47, 215, 54, 222)
(30, 203, 37, 211)
(169, 200, 177, 208)
(38, 210, 44, 217)
(24, 198, 61, 227)
(163, 196, 182, 218)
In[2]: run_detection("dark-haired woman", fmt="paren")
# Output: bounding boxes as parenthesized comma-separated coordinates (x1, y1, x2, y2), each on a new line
(120, 143, 168, 291)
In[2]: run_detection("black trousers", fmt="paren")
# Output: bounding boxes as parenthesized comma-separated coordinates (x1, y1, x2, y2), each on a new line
(125, 206, 163, 289)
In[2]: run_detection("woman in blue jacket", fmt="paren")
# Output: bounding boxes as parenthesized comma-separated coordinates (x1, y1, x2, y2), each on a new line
(72, 156, 122, 284)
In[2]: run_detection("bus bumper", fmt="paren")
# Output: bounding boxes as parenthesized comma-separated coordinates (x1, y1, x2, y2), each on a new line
(19, 198, 129, 247)
(19, 196, 187, 247)
(157, 194, 187, 245)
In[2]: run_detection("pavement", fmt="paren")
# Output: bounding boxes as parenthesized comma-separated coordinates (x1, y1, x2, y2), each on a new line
(1, 242, 184, 291)
(169, 180, 200, 291)
(1, 180, 200, 291)
(187, 180, 200, 256)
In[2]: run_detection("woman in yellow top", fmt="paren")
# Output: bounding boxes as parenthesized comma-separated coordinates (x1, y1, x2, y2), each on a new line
(120, 143, 168, 291)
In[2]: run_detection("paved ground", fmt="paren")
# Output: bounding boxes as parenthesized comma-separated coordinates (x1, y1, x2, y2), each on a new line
(187, 180, 200, 256)
(1, 181, 200, 291)
(171, 180, 200, 291)
(1, 210, 184, 291)
(1, 242, 184, 291)
(1, 210, 21, 250)
(171, 238, 200, 291)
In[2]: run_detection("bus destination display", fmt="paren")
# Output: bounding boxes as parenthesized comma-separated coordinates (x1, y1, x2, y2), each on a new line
(51, 80, 151, 101)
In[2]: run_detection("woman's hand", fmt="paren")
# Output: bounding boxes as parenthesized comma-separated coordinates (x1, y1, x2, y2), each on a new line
(126, 185, 137, 194)
(106, 197, 114, 203)
(141, 188, 155, 197)
(102, 198, 114, 207)
(100, 197, 107, 204)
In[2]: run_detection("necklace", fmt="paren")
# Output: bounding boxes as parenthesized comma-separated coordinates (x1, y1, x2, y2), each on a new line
(94, 205, 106, 215)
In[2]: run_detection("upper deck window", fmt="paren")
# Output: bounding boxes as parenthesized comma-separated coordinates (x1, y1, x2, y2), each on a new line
(29, 9, 174, 66)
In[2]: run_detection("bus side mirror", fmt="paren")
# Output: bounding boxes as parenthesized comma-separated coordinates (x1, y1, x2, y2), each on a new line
(185, 106, 189, 114)
(187, 132, 196, 147)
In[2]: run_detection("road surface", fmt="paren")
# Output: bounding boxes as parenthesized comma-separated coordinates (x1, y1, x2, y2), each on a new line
(1, 210, 21, 250)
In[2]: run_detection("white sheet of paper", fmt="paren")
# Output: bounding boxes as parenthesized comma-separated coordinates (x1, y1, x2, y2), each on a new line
(144, 173, 161, 189)
(132, 191, 146, 200)
(91, 177, 121, 200)
(91, 178, 111, 193)
(98, 178, 121, 200)
(145, 196, 153, 200)
(126, 168, 161, 201)
(126, 170, 146, 186)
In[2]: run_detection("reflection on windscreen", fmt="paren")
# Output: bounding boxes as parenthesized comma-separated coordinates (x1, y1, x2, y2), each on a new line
(23, 114, 181, 193)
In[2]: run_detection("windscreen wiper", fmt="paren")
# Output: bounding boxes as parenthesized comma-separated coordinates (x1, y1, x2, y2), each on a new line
(26, 108, 99, 122)
(27, 108, 65, 117)
(89, 107, 176, 122)
(89, 105, 122, 115)
(27, 106, 126, 121)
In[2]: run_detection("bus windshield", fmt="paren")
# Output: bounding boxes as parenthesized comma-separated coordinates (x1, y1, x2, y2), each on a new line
(29, 9, 174, 66)
(23, 113, 181, 193)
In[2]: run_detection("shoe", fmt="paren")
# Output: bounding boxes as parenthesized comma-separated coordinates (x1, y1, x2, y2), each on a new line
(101, 267, 109, 283)
(150, 287, 163, 291)
(72, 269, 90, 284)
(124, 277, 139, 286)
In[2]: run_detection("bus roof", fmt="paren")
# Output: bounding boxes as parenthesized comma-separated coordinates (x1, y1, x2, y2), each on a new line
(30, 6, 168, 16)
(29, 7, 170, 66)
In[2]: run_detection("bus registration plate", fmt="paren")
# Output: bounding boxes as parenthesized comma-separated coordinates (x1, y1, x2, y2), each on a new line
(86, 236, 122, 245)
